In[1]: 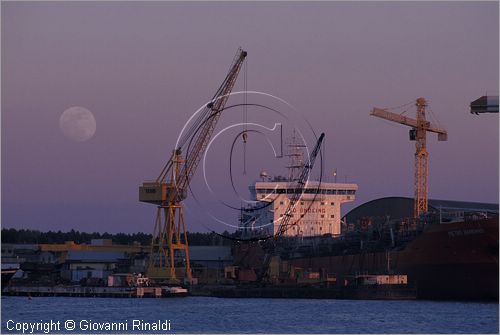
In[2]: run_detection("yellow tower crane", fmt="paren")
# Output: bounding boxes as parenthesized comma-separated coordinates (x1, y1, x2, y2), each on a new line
(139, 48, 247, 283)
(370, 98, 448, 218)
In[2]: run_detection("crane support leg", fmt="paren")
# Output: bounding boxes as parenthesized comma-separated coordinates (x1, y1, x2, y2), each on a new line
(147, 204, 192, 283)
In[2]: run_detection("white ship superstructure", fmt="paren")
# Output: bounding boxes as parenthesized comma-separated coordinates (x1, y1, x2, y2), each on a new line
(241, 180, 357, 237)
(239, 131, 357, 238)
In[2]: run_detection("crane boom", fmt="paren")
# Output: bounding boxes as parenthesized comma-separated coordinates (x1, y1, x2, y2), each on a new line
(177, 49, 247, 193)
(139, 49, 247, 283)
(276, 133, 325, 237)
(371, 108, 447, 140)
(257, 133, 325, 283)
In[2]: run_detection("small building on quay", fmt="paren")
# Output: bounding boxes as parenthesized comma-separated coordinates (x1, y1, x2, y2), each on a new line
(61, 251, 127, 284)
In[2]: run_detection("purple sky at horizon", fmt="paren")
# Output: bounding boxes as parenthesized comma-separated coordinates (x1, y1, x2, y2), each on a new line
(2, 1, 498, 234)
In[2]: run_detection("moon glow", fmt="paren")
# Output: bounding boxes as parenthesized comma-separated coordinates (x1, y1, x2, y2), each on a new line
(59, 106, 97, 142)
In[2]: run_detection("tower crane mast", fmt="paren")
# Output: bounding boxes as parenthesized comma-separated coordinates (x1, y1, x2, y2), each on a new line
(370, 98, 448, 218)
(139, 48, 247, 283)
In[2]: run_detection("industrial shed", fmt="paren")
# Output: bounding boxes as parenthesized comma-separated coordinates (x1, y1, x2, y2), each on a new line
(189, 246, 232, 269)
(61, 251, 127, 283)
(343, 197, 498, 225)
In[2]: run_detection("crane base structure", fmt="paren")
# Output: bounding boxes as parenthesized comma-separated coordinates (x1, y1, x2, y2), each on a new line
(141, 151, 192, 284)
(146, 204, 192, 284)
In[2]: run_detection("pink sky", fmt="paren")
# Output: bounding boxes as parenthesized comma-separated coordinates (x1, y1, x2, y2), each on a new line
(2, 1, 498, 233)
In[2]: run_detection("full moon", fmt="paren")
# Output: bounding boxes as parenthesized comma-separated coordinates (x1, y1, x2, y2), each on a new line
(59, 106, 96, 142)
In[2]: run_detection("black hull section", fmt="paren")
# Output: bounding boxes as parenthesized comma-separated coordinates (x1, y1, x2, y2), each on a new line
(2, 271, 16, 288)
(288, 218, 499, 301)
(406, 263, 498, 301)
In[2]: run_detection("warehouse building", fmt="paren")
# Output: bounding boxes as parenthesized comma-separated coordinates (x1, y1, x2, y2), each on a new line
(343, 197, 498, 232)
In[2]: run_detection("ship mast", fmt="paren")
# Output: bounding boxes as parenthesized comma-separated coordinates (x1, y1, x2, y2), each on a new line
(285, 129, 306, 181)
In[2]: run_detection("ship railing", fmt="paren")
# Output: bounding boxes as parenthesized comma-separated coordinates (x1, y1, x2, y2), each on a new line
(464, 211, 493, 223)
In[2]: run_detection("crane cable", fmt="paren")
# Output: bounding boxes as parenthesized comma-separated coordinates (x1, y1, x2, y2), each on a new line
(427, 105, 445, 130)
(243, 58, 248, 174)
(384, 100, 415, 112)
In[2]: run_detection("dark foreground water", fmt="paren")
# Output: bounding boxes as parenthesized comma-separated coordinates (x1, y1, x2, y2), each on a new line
(1, 296, 498, 334)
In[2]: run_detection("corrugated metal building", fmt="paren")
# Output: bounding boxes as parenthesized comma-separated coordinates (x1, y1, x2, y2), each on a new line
(344, 196, 498, 226)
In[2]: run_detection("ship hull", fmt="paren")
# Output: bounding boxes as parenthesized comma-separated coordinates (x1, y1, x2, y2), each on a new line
(2, 270, 16, 287)
(289, 218, 499, 301)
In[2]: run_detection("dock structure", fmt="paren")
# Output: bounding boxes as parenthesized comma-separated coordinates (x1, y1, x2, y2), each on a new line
(3, 286, 162, 298)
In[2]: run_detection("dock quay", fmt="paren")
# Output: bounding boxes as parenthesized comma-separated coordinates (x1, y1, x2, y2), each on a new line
(191, 284, 417, 300)
(3, 285, 163, 298)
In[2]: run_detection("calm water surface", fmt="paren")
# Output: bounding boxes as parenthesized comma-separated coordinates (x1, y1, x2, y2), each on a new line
(1, 296, 498, 333)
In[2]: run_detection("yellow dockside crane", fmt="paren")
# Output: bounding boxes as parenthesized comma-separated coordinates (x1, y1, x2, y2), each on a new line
(370, 98, 448, 218)
(139, 49, 247, 283)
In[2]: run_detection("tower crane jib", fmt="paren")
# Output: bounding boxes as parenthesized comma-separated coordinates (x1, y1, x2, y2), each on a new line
(370, 98, 448, 219)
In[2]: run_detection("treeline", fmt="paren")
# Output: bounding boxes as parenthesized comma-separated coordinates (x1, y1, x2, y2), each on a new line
(1, 228, 236, 246)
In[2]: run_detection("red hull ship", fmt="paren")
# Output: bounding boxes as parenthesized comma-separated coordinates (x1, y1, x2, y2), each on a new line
(288, 217, 498, 300)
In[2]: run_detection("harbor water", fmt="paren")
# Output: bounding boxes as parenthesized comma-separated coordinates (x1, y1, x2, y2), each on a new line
(1, 296, 498, 333)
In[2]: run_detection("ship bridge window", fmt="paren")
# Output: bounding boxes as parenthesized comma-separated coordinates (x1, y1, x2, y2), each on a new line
(277, 189, 286, 194)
